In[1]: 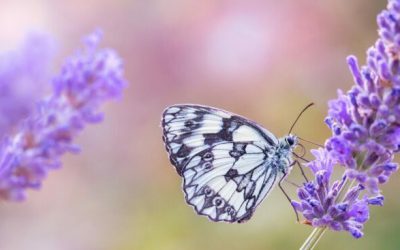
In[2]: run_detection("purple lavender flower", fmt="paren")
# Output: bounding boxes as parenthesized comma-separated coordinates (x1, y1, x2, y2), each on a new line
(324, 0, 400, 194)
(0, 33, 54, 138)
(296, 0, 400, 240)
(292, 149, 383, 238)
(0, 31, 126, 201)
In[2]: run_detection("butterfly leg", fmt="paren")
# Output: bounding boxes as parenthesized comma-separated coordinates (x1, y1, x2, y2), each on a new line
(284, 179, 300, 188)
(295, 160, 309, 183)
(283, 161, 300, 187)
(278, 173, 300, 223)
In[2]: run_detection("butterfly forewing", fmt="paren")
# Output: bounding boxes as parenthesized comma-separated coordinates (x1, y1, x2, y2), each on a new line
(162, 104, 282, 223)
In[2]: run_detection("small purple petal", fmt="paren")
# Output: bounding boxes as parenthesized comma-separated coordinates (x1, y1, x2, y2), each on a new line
(291, 201, 303, 212)
(370, 119, 387, 136)
(347, 56, 364, 87)
(368, 195, 384, 206)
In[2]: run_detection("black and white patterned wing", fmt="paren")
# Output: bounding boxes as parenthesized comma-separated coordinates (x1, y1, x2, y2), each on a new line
(162, 104, 281, 223)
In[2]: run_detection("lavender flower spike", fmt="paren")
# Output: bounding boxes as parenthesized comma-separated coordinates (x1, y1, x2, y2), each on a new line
(0, 31, 126, 201)
(297, 0, 400, 245)
(292, 149, 383, 239)
(325, 0, 400, 194)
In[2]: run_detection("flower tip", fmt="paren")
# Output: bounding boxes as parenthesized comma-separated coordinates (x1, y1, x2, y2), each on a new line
(291, 200, 303, 211)
(297, 188, 309, 200)
(346, 55, 358, 65)
(351, 230, 363, 239)
(84, 29, 104, 49)
(368, 195, 384, 206)
(346, 55, 365, 86)
(348, 225, 365, 239)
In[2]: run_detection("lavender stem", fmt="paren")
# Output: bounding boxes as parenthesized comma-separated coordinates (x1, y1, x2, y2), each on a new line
(300, 227, 327, 250)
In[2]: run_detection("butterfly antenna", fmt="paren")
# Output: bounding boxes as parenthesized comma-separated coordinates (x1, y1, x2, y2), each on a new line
(288, 102, 314, 134)
(297, 136, 324, 148)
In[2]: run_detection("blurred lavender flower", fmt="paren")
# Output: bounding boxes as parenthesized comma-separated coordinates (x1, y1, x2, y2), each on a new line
(297, 0, 400, 241)
(0, 33, 54, 138)
(0, 31, 126, 201)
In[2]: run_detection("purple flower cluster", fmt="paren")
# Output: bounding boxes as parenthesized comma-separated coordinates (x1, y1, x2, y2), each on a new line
(292, 149, 383, 238)
(294, 0, 400, 238)
(0, 31, 126, 201)
(326, 0, 400, 193)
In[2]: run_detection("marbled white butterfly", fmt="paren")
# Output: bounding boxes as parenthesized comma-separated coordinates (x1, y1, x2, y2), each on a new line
(162, 104, 309, 223)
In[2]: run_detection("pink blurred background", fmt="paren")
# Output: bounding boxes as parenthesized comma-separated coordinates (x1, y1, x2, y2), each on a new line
(0, 1, 397, 249)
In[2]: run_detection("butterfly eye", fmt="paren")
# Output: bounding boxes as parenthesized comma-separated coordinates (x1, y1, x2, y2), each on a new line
(286, 137, 295, 146)
(212, 197, 225, 208)
(203, 152, 213, 161)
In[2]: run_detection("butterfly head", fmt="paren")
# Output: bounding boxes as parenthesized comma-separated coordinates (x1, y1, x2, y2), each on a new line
(283, 134, 298, 149)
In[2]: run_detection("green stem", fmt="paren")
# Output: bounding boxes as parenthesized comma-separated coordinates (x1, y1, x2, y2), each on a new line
(300, 227, 327, 250)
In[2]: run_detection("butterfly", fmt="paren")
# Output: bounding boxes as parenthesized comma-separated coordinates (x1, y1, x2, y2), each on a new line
(161, 104, 300, 223)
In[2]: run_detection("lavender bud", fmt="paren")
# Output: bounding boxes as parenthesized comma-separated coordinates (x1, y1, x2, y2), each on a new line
(382, 162, 398, 171)
(298, 188, 309, 200)
(378, 175, 388, 184)
(347, 56, 364, 87)
(291, 201, 303, 211)
(369, 93, 382, 108)
(344, 185, 364, 203)
(368, 195, 384, 206)
(377, 104, 391, 118)
(350, 124, 368, 140)
(355, 173, 367, 183)
(350, 227, 364, 239)
(378, 14, 390, 31)
(370, 119, 388, 136)
(330, 221, 343, 231)
(328, 206, 342, 219)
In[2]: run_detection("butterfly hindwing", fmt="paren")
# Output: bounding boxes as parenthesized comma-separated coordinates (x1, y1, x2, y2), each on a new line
(162, 104, 282, 222)
(182, 142, 282, 222)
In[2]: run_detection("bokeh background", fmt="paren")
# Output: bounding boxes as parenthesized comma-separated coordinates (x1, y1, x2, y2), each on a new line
(0, 0, 397, 249)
